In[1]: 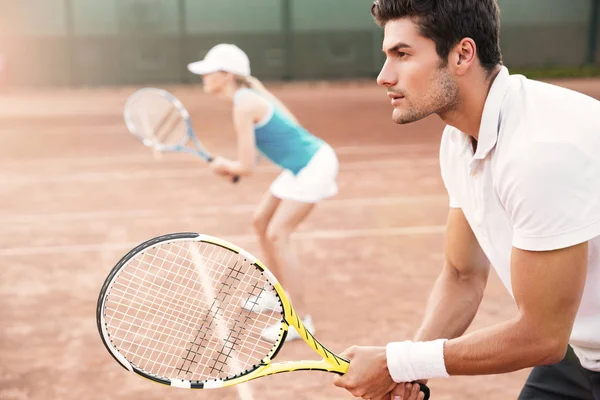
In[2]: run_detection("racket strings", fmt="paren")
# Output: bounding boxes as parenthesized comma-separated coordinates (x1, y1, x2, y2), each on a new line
(128, 93, 188, 148)
(102, 240, 284, 383)
(153, 107, 184, 145)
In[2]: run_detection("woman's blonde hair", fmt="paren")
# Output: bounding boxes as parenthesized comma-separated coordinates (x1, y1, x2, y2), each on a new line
(236, 75, 299, 125)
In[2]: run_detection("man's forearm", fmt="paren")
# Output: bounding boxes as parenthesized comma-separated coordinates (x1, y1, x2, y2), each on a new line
(386, 314, 567, 384)
(414, 265, 486, 341)
(444, 316, 567, 375)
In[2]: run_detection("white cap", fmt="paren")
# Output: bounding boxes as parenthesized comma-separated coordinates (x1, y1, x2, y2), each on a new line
(187, 44, 251, 77)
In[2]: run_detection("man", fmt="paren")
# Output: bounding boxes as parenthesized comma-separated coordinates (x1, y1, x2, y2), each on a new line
(333, 1, 600, 399)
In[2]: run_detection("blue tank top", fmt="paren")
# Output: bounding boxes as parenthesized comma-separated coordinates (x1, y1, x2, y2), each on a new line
(234, 88, 324, 175)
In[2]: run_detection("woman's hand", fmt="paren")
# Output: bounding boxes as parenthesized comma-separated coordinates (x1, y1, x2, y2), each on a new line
(209, 156, 234, 177)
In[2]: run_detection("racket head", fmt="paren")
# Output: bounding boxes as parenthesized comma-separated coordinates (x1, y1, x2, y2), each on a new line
(124, 88, 213, 162)
(96, 232, 293, 389)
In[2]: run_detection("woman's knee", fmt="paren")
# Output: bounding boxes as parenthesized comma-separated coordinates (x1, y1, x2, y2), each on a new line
(252, 213, 270, 236)
(265, 225, 291, 246)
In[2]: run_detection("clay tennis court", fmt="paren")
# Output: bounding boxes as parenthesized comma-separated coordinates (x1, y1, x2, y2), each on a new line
(1, 77, 599, 400)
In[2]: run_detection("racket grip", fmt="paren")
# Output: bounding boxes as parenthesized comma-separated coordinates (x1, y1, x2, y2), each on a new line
(207, 156, 239, 184)
(419, 383, 431, 400)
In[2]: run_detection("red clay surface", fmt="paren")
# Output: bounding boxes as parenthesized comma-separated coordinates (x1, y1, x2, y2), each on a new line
(2, 77, 600, 400)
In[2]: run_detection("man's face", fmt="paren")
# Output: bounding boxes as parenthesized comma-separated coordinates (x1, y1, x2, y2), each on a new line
(377, 18, 459, 124)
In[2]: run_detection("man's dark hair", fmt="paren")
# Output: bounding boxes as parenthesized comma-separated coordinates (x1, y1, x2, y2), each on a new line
(371, 0, 502, 72)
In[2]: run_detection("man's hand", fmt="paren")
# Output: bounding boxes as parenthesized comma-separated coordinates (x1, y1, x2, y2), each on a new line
(389, 382, 427, 400)
(332, 346, 396, 400)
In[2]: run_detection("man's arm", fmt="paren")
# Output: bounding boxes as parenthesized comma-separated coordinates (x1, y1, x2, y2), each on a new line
(444, 242, 587, 374)
(441, 143, 595, 375)
(333, 237, 588, 400)
(414, 208, 490, 341)
(334, 143, 597, 399)
(332, 208, 490, 400)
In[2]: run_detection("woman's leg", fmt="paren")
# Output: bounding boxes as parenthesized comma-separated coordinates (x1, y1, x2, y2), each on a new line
(265, 199, 316, 318)
(251, 191, 282, 279)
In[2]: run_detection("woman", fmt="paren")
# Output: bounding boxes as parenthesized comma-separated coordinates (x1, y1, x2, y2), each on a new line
(187, 44, 339, 342)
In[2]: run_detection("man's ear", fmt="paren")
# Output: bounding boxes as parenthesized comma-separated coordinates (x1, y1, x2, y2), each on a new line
(450, 38, 477, 76)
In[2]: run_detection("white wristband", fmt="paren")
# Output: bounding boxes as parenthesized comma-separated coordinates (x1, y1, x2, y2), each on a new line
(386, 339, 450, 383)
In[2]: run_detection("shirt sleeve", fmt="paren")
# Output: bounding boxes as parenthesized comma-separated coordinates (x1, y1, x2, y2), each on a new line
(499, 142, 600, 251)
(448, 194, 461, 209)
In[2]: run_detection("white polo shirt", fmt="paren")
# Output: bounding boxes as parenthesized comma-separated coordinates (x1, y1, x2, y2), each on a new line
(440, 66, 600, 371)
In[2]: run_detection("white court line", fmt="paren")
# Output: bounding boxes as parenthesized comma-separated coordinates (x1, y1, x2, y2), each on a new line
(0, 225, 446, 257)
(0, 144, 438, 169)
(0, 159, 440, 185)
(0, 195, 447, 224)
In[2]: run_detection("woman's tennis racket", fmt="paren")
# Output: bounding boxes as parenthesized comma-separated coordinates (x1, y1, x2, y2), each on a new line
(124, 88, 239, 183)
(96, 232, 430, 398)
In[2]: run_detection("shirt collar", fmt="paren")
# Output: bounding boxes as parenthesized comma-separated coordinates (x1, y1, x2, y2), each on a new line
(472, 65, 510, 161)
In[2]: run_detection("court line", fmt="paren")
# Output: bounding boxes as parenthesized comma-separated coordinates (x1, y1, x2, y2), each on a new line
(0, 195, 447, 224)
(0, 158, 440, 185)
(0, 144, 438, 169)
(0, 225, 446, 256)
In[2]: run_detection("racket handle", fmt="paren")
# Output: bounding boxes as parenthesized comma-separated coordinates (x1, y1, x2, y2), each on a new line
(207, 156, 239, 184)
(206, 156, 240, 183)
(418, 383, 430, 400)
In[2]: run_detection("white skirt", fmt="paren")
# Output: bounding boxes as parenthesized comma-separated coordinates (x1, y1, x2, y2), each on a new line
(269, 144, 339, 203)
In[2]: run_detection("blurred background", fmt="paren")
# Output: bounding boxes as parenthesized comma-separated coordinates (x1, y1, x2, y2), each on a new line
(0, 0, 598, 88)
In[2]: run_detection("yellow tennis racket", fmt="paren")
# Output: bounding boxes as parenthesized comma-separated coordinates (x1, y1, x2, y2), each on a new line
(96, 232, 430, 398)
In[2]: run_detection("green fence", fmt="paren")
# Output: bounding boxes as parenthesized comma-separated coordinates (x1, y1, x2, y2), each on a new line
(0, 0, 598, 87)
